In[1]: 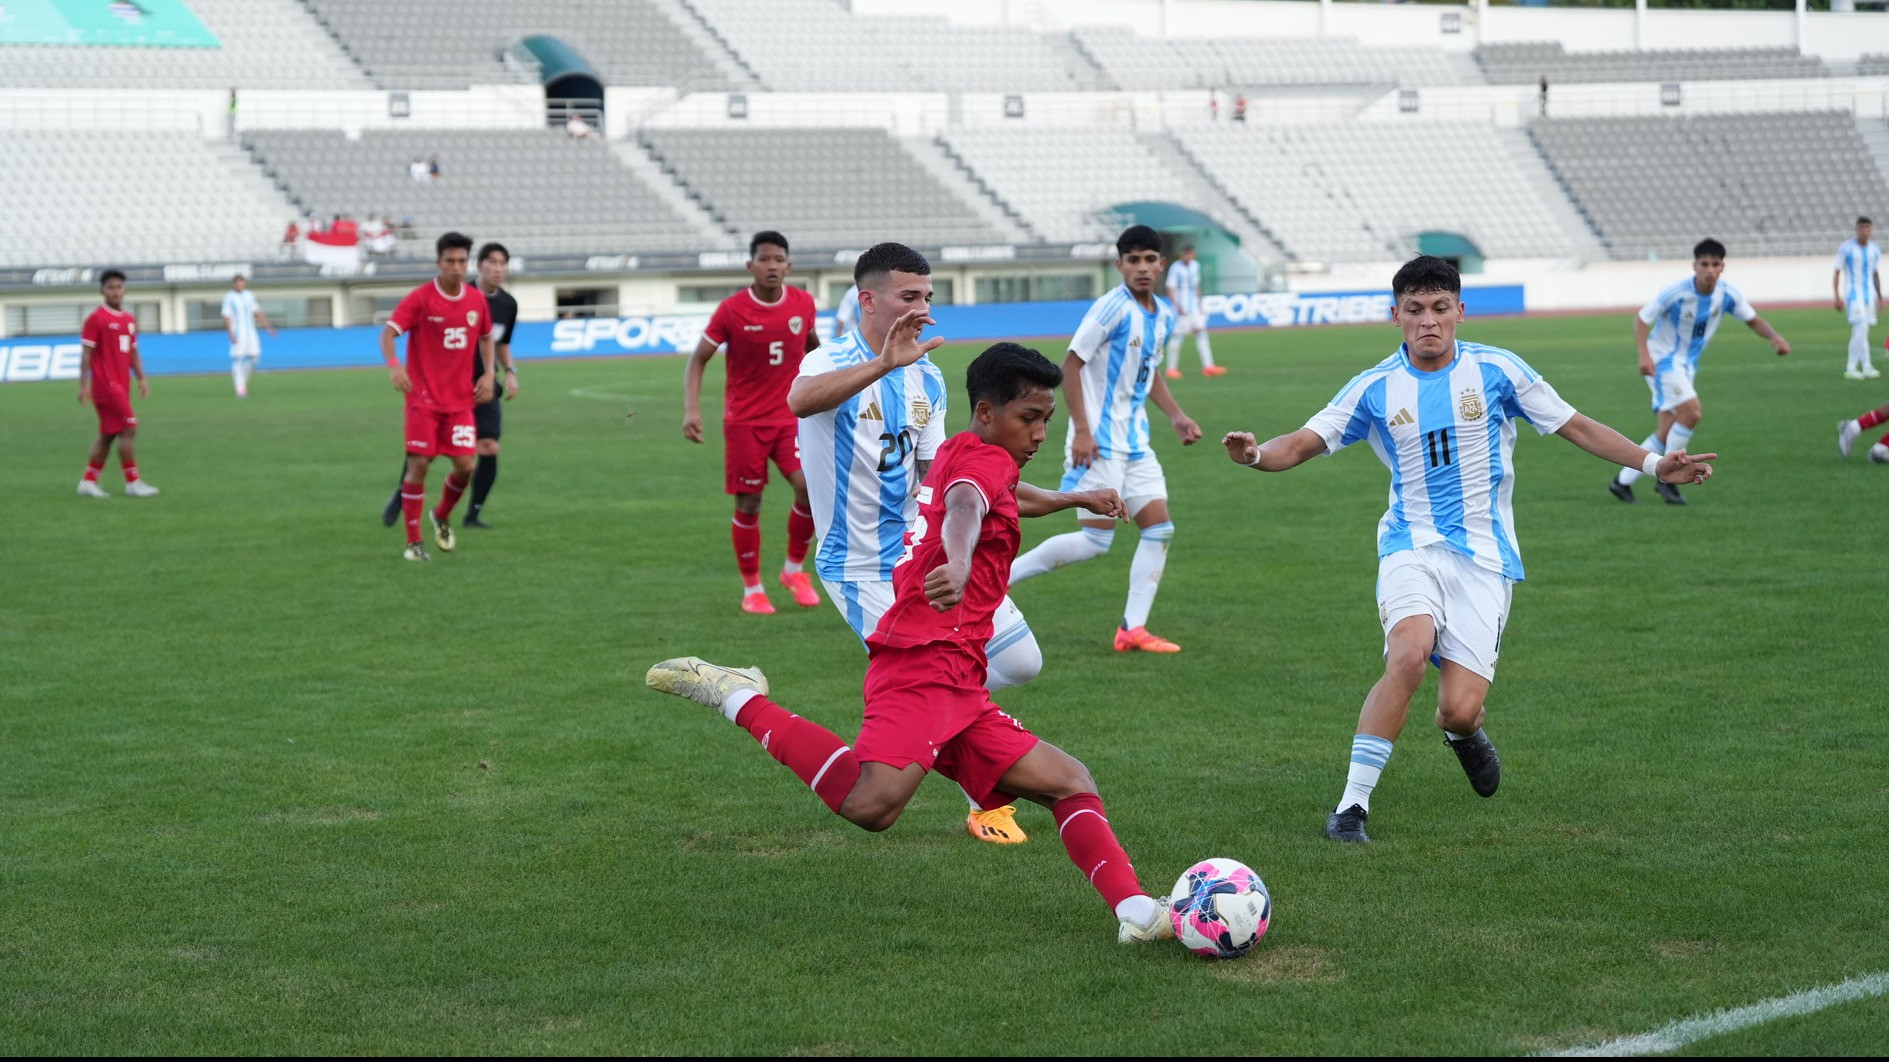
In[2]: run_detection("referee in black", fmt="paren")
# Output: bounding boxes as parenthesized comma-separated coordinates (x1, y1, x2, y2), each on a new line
(382, 240, 520, 529)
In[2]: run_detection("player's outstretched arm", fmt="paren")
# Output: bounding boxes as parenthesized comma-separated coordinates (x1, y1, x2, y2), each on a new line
(1747, 315, 1791, 356)
(923, 483, 987, 611)
(786, 307, 943, 417)
(1555, 413, 1717, 485)
(1016, 482, 1127, 520)
(1222, 428, 1326, 472)
(681, 336, 718, 442)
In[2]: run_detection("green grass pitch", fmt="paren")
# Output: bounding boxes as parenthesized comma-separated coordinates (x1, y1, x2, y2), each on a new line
(2, 307, 1885, 1055)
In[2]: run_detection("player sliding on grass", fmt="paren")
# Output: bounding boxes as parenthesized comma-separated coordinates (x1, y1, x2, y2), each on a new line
(382, 232, 496, 561)
(647, 342, 1178, 944)
(1221, 255, 1717, 844)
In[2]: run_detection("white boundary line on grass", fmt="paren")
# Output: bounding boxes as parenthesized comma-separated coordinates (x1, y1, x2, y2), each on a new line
(1543, 970, 1889, 1057)
(567, 386, 638, 402)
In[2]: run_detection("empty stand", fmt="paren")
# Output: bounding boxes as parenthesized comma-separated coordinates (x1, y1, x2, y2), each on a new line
(679, 0, 1086, 92)
(1478, 42, 1826, 85)
(1074, 29, 1472, 91)
(243, 129, 704, 257)
(939, 128, 1189, 244)
(298, 0, 732, 90)
(638, 127, 1005, 248)
(0, 0, 368, 90)
(1174, 122, 1577, 263)
(1530, 112, 1885, 259)
(0, 131, 293, 266)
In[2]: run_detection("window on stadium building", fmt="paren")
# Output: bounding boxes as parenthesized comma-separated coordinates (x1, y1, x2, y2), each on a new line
(678, 283, 747, 307)
(6, 301, 161, 336)
(185, 296, 334, 332)
(555, 287, 617, 319)
(973, 273, 1091, 305)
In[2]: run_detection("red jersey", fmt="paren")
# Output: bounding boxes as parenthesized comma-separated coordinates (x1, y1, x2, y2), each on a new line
(701, 286, 817, 426)
(80, 305, 137, 393)
(389, 279, 492, 411)
(869, 432, 1021, 658)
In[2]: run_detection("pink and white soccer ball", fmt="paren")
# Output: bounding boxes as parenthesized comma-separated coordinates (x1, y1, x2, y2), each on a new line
(1168, 857, 1271, 958)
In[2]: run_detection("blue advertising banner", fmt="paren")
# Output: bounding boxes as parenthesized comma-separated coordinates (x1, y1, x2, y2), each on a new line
(0, 285, 1527, 382)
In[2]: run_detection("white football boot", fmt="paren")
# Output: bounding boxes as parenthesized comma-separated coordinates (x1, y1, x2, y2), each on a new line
(1117, 897, 1177, 945)
(125, 480, 159, 497)
(1839, 419, 1861, 459)
(645, 656, 768, 714)
(77, 480, 109, 498)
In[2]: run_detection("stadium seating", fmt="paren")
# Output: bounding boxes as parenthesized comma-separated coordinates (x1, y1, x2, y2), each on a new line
(638, 127, 1006, 248)
(297, 0, 733, 91)
(678, 0, 1090, 92)
(1073, 29, 1474, 91)
(1529, 112, 1886, 260)
(1478, 42, 1827, 85)
(0, 131, 292, 267)
(1173, 123, 1578, 263)
(0, 0, 368, 90)
(242, 129, 704, 257)
(938, 128, 1189, 244)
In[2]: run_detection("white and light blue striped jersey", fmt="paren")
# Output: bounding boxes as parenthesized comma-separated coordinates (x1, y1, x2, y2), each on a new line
(1067, 284, 1177, 461)
(1636, 278, 1755, 375)
(796, 330, 949, 584)
(835, 284, 861, 336)
(1165, 259, 1202, 314)
(1304, 341, 1578, 582)
(1835, 238, 1880, 307)
(221, 288, 261, 349)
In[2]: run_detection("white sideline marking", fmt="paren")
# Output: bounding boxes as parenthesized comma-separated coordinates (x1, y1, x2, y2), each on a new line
(1544, 971, 1889, 1057)
(567, 386, 637, 401)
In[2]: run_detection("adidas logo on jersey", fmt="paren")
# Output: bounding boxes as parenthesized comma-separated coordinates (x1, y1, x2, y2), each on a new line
(1389, 407, 1416, 427)
(861, 400, 883, 421)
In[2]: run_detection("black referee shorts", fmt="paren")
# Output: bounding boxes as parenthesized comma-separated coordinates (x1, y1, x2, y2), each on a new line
(474, 396, 502, 441)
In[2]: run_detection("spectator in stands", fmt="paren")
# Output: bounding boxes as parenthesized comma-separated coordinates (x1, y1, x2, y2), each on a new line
(566, 112, 597, 140)
(1538, 75, 1549, 118)
(409, 156, 429, 183)
(280, 219, 300, 261)
(428, 155, 441, 181)
(1233, 93, 1247, 122)
(1209, 90, 1220, 122)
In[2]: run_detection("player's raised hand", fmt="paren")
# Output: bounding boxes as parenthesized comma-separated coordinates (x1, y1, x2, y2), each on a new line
(1656, 449, 1717, 485)
(388, 364, 411, 393)
(924, 561, 969, 611)
(474, 373, 495, 404)
(877, 306, 943, 371)
(1222, 430, 1260, 466)
(1079, 489, 1128, 521)
(682, 410, 704, 443)
(1173, 413, 1203, 445)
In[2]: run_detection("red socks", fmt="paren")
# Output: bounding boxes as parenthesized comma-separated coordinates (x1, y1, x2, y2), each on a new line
(732, 513, 762, 586)
(83, 461, 103, 483)
(432, 472, 468, 522)
(734, 695, 859, 814)
(1052, 793, 1145, 910)
(1860, 408, 1888, 431)
(121, 462, 139, 483)
(401, 480, 425, 544)
(787, 504, 816, 566)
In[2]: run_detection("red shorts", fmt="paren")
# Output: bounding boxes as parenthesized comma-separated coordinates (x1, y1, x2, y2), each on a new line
(724, 421, 801, 495)
(855, 642, 1040, 812)
(93, 389, 136, 435)
(405, 403, 476, 457)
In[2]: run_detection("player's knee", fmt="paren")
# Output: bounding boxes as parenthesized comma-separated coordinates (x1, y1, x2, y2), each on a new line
(733, 493, 763, 516)
(1384, 643, 1430, 686)
(1044, 759, 1098, 802)
(1139, 520, 1174, 544)
(985, 628, 1042, 691)
(1435, 698, 1485, 735)
(839, 794, 904, 833)
(1077, 526, 1115, 557)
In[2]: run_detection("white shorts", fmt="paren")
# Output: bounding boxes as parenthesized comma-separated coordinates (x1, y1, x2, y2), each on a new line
(1847, 299, 1877, 327)
(1175, 310, 1207, 334)
(820, 575, 1029, 654)
(1645, 363, 1697, 413)
(1376, 545, 1513, 682)
(1058, 451, 1167, 517)
(230, 341, 260, 359)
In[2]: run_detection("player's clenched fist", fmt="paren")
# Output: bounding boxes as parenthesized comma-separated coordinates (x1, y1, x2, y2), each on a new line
(1079, 489, 1128, 521)
(924, 561, 969, 611)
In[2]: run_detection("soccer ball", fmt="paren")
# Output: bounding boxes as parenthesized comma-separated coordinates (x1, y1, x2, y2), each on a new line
(1870, 442, 1889, 464)
(1168, 857, 1271, 958)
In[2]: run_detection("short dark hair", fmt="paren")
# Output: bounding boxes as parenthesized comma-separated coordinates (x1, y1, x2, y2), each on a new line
(966, 342, 1062, 412)
(1116, 225, 1162, 258)
(1860, 216, 1873, 226)
(1693, 238, 1726, 261)
(436, 231, 473, 259)
(1181, 243, 1196, 253)
(854, 242, 930, 289)
(99, 269, 125, 287)
(1391, 255, 1461, 299)
(477, 241, 509, 264)
(750, 230, 788, 258)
